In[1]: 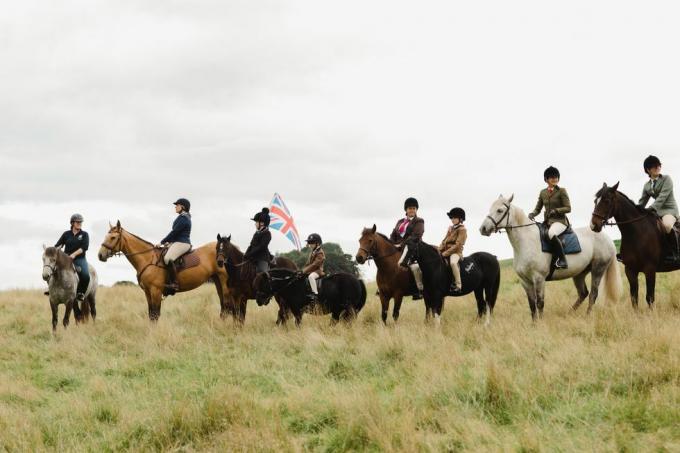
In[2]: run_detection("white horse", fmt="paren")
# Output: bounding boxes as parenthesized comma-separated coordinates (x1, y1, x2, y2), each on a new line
(479, 195, 622, 319)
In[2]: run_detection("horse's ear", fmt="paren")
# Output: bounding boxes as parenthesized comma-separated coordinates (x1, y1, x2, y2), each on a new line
(217, 234, 221, 241)
(227, 234, 231, 241)
(116, 220, 121, 229)
(612, 182, 620, 191)
(42, 243, 46, 251)
(371, 224, 376, 233)
(508, 194, 515, 203)
(108, 221, 113, 228)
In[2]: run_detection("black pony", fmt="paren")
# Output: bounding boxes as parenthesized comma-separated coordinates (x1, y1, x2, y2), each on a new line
(253, 268, 367, 325)
(400, 238, 501, 323)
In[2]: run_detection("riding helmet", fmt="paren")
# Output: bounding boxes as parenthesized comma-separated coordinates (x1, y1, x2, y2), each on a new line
(173, 198, 191, 212)
(305, 233, 323, 245)
(543, 166, 560, 181)
(251, 207, 271, 226)
(404, 197, 419, 211)
(70, 213, 84, 224)
(446, 207, 466, 221)
(643, 155, 662, 174)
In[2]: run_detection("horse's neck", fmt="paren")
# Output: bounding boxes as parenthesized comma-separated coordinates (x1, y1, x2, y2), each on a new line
(614, 194, 659, 238)
(506, 206, 539, 257)
(121, 230, 155, 270)
(374, 236, 400, 272)
(229, 245, 244, 263)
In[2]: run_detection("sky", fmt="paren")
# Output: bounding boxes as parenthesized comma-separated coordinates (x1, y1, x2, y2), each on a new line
(2, 0, 680, 289)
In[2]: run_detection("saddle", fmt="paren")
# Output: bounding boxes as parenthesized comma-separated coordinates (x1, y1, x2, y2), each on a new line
(159, 247, 200, 272)
(538, 224, 582, 255)
(441, 257, 481, 296)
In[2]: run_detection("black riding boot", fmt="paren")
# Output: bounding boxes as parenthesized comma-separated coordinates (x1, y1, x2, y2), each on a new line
(665, 231, 680, 264)
(164, 261, 179, 296)
(551, 237, 568, 269)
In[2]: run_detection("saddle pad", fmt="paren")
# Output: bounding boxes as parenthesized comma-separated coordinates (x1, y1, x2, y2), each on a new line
(538, 224, 582, 255)
(176, 251, 201, 272)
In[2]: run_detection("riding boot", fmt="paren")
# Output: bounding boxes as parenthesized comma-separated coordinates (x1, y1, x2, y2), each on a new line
(164, 261, 179, 296)
(551, 237, 568, 269)
(410, 263, 424, 300)
(76, 293, 85, 302)
(665, 231, 680, 264)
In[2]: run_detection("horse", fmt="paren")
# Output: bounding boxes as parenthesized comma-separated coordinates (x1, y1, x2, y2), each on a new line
(591, 182, 680, 310)
(98, 221, 232, 322)
(480, 195, 622, 320)
(355, 225, 418, 324)
(398, 238, 501, 325)
(42, 246, 98, 331)
(253, 268, 367, 326)
(215, 233, 298, 325)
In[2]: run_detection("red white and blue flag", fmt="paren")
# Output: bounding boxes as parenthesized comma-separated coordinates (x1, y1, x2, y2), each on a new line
(269, 193, 302, 250)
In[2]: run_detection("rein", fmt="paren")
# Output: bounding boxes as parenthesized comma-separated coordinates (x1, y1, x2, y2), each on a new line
(592, 192, 651, 227)
(359, 237, 400, 262)
(486, 203, 538, 233)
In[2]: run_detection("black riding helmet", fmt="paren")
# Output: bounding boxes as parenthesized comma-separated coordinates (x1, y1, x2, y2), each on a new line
(173, 198, 191, 212)
(70, 213, 84, 224)
(446, 207, 466, 221)
(404, 197, 419, 211)
(543, 166, 560, 181)
(251, 207, 271, 226)
(643, 155, 662, 174)
(305, 233, 322, 245)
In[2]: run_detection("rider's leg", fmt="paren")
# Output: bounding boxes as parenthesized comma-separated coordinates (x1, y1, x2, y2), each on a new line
(548, 222, 568, 269)
(73, 257, 90, 301)
(409, 263, 424, 299)
(449, 254, 462, 291)
(255, 260, 269, 274)
(308, 272, 319, 295)
(164, 242, 190, 292)
(661, 215, 679, 260)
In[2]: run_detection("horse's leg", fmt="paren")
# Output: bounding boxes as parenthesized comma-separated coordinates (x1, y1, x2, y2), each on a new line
(63, 299, 73, 328)
(72, 298, 82, 324)
(392, 295, 404, 322)
(292, 307, 303, 327)
(535, 278, 546, 319)
(571, 272, 589, 311)
(88, 294, 97, 322)
(644, 271, 656, 310)
(586, 265, 607, 314)
(379, 292, 390, 325)
(330, 308, 341, 326)
(474, 288, 486, 320)
(521, 279, 538, 321)
(239, 298, 248, 324)
(51, 303, 58, 332)
(433, 295, 444, 327)
(213, 277, 228, 320)
(625, 266, 639, 310)
(147, 288, 162, 322)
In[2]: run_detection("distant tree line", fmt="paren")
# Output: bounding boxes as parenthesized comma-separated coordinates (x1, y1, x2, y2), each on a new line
(277, 243, 360, 276)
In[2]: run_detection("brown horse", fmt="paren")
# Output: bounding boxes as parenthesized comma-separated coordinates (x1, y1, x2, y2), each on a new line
(98, 221, 233, 321)
(215, 234, 298, 325)
(355, 225, 418, 324)
(591, 183, 680, 309)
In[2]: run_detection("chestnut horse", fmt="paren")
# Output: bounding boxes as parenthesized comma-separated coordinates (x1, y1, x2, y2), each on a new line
(591, 183, 680, 309)
(355, 225, 418, 324)
(98, 221, 233, 321)
(215, 234, 298, 325)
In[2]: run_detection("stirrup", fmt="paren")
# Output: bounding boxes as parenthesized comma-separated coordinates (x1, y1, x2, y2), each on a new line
(412, 290, 423, 300)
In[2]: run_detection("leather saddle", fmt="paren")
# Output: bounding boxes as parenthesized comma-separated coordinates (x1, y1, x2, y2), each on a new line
(538, 224, 582, 255)
(159, 247, 200, 272)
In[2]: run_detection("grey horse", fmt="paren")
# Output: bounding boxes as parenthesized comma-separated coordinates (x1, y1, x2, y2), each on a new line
(42, 246, 98, 331)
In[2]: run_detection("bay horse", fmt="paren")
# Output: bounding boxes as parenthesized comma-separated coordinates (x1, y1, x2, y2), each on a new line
(215, 234, 298, 325)
(398, 238, 501, 325)
(480, 195, 622, 320)
(591, 182, 680, 309)
(355, 225, 418, 324)
(98, 221, 232, 322)
(42, 246, 98, 331)
(253, 268, 367, 325)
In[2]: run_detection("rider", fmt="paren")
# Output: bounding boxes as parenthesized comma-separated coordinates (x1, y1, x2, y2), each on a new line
(639, 155, 679, 262)
(303, 233, 326, 302)
(244, 208, 272, 273)
(54, 214, 90, 301)
(439, 208, 467, 294)
(391, 197, 425, 300)
(528, 166, 571, 269)
(157, 198, 192, 295)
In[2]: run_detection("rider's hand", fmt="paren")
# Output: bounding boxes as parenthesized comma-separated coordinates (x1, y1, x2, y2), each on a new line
(155, 243, 163, 248)
(528, 213, 536, 221)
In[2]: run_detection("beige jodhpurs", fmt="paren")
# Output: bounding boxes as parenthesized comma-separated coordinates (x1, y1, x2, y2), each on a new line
(449, 254, 462, 289)
(164, 242, 191, 264)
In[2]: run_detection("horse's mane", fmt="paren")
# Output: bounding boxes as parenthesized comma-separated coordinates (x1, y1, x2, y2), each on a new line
(376, 232, 390, 242)
(616, 191, 648, 214)
(121, 228, 154, 247)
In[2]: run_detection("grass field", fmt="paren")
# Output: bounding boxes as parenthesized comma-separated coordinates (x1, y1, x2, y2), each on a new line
(1, 263, 679, 452)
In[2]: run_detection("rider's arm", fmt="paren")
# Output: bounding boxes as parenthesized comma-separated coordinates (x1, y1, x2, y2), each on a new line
(652, 176, 674, 212)
(554, 189, 572, 214)
(54, 232, 66, 248)
(410, 219, 424, 242)
(638, 183, 651, 207)
(530, 195, 543, 218)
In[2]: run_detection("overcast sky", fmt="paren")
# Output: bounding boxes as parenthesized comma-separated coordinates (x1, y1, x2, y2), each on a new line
(2, 1, 680, 289)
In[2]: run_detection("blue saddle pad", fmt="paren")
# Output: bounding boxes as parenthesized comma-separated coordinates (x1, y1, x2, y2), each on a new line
(538, 224, 582, 255)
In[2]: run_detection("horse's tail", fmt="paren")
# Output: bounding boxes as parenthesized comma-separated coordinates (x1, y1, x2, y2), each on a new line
(488, 262, 501, 308)
(357, 279, 367, 312)
(600, 253, 623, 304)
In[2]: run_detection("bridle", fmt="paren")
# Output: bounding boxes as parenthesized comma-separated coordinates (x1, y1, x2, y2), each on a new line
(42, 263, 57, 281)
(100, 229, 157, 258)
(486, 203, 537, 233)
(358, 235, 400, 262)
(592, 193, 648, 227)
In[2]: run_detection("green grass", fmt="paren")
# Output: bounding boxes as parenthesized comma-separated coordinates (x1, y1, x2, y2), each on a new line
(0, 265, 679, 452)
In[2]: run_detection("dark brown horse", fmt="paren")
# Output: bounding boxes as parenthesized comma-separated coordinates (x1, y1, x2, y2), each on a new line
(591, 183, 680, 309)
(215, 234, 298, 325)
(355, 225, 418, 324)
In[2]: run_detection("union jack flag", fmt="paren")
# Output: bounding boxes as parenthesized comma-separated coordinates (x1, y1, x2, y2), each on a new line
(269, 193, 302, 250)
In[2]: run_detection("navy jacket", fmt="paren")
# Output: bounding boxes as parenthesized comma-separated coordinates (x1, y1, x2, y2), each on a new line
(55, 230, 89, 257)
(244, 228, 271, 262)
(161, 212, 192, 244)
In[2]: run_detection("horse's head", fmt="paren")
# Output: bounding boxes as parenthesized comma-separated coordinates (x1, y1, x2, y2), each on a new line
(42, 245, 59, 282)
(356, 224, 378, 264)
(591, 182, 620, 232)
(253, 271, 273, 306)
(480, 194, 515, 236)
(99, 220, 123, 262)
(215, 234, 232, 268)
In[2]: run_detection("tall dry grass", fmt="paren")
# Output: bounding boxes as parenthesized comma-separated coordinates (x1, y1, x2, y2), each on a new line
(0, 264, 679, 452)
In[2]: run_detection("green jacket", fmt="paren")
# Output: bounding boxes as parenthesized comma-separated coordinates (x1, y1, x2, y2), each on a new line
(530, 186, 571, 226)
(639, 175, 679, 217)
